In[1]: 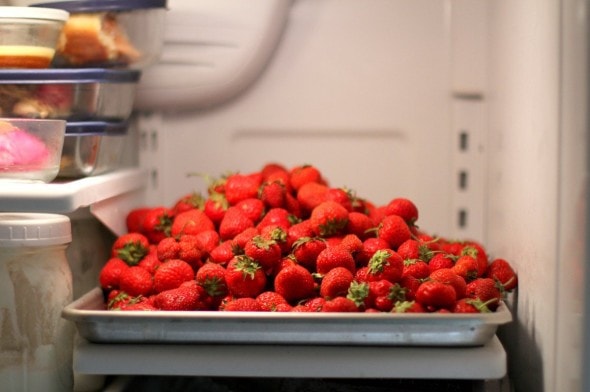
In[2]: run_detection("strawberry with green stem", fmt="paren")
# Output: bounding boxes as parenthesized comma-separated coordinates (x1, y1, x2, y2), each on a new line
(225, 255, 267, 298)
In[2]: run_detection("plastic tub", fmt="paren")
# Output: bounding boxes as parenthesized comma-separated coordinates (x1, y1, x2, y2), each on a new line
(31, 0, 168, 69)
(0, 212, 74, 392)
(0, 68, 141, 121)
(0, 118, 66, 183)
(59, 120, 128, 178)
(0, 6, 69, 68)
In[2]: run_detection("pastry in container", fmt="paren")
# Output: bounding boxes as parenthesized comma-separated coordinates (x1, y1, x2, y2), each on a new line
(59, 120, 128, 178)
(31, 0, 168, 69)
(0, 6, 69, 68)
(0, 68, 141, 121)
(0, 118, 66, 183)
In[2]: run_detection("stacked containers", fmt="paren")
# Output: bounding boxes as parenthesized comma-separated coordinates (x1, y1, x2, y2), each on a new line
(1, 0, 168, 179)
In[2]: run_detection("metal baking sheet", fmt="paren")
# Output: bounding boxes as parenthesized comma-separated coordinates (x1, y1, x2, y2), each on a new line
(62, 287, 512, 347)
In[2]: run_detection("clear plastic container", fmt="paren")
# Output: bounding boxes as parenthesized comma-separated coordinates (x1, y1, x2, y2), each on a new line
(0, 212, 74, 392)
(0, 68, 141, 121)
(0, 7, 69, 68)
(59, 120, 128, 178)
(31, 0, 168, 69)
(0, 118, 66, 183)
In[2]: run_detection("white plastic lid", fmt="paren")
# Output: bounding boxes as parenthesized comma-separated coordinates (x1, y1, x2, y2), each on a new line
(0, 6, 70, 21)
(0, 212, 71, 247)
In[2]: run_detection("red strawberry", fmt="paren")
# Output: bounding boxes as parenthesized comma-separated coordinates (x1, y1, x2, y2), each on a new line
(392, 300, 425, 313)
(465, 277, 502, 310)
(137, 252, 162, 274)
(284, 192, 303, 218)
(111, 232, 150, 266)
(244, 235, 282, 273)
(231, 227, 260, 254)
(366, 280, 404, 312)
(310, 201, 349, 237)
(339, 234, 363, 255)
(315, 244, 356, 275)
(196, 262, 228, 298)
(298, 297, 326, 312)
(259, 225, 289, 255)
(208, 240, 236, 265)
(461, 243, 489, 277)
(99, 257, 130, 290)
(153, 259, 195, 293)
(289, 164, 325, 191)
(177, 234, 205, 269)
(377, 215, 412, 250)
(224, 173, 262, 205)
(203, 192, 228, 225)
(106, 290, 131, 310)
(415, 280, 457, 310)
(118, 266, 153, 297)
(125, 207, 150, 233)
(261, 162, 288, 181)
(486, 258, 518, 291)
(222, 297, 263, 311)
(274, 264, 316, 303)
(325, 187, 354, 211)
(355, 237, 390, 267)
(319, 266, 354, 299)
(171, 192, 204, 215)
(286, 220, 315, 249)
(141, 206, 173, 244)
(193, 229, 220, 256)
(256, 291, 290, 311)
(428, 252, 456, 274)
(296, 182, 329, 214)
(259, 180, 287, 209)
(219, 206, 255, 241)
(453, 298, 493, 313)
(429, 268, 467, 299)
(120, 299, 158, 311)
(292, 236, 327, 271)
(401, 258, 430, 280)
(345, 211, 375, 241)
(321, 297, 359, 312)
(397, 239, 434, 262)
(156, 237, 180, 262)
(170, 209, 215, 237)
(452, 254, 479, 282)
(154, 280, 207, 311)
(225, 255, 267, 298)
(384, 197, 419, 226)
(257, 208, 292, 231)
(366, 249, 404, 283)
(399, 275, 421, 301)
(235, 197, 265, 224)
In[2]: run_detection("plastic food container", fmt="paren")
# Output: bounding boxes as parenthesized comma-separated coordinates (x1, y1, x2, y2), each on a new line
(0, 212, 74, 392)
(59, 120, 128, 178)
(31, 0, 168, 69)
(0, 118, 66, 183)
(0, 6, 69, 69)
(0, 68, 141, 121)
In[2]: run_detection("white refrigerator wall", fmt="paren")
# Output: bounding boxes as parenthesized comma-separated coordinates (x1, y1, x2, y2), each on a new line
(133, 1, 588, 391)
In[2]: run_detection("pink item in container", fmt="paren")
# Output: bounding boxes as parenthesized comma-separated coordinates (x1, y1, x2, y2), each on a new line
(0, 120, 50, 168)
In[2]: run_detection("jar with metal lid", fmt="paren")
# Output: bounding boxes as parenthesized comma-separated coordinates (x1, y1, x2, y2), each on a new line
(0, 212, 74, 391)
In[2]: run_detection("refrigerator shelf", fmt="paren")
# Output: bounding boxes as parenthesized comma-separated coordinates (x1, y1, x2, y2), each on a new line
(73, 335, 507, 380)
(0, 168, 148, 234)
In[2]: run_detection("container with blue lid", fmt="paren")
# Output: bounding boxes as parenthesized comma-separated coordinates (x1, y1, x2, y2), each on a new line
(31, 0, 168, 69)
(59, 120, 130, 178)
(0, 68, 141, 121)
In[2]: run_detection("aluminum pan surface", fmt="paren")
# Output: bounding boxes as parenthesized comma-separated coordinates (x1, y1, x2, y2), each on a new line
(63, 287, 512, 347)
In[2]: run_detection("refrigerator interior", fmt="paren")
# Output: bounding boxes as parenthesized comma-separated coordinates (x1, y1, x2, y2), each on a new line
(128, 1, 589, 391)
(0, 0, 587, 391)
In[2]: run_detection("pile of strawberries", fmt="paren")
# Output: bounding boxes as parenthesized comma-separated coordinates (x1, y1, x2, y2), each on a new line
(99, 163, 517, 313)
